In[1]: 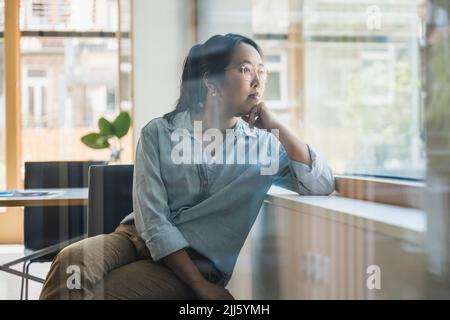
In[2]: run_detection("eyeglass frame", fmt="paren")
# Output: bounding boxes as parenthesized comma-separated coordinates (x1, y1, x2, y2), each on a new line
(224, 61, 268, 83)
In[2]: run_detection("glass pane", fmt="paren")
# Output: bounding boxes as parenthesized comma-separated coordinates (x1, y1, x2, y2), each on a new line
(199, 0, 426, 180)
(302, 1, 425, 180)
(19, 0, 134, 170)
(265, 54, 281, 63)
(20, 36, 132, 164)
(0, 0, 4, 31)
(0, 0, 4, 191)
(0, 39, 4, 191)
(118, 0, 132, 112)
(20, 0, 118, 32)
(265, 72, 281, 101)
(424, 0, 450, 290)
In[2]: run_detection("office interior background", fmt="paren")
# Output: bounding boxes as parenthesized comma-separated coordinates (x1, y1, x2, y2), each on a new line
(0, 0, 449, 299)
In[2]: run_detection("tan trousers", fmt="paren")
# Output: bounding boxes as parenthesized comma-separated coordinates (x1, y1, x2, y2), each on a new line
(39, 223, 226, 300)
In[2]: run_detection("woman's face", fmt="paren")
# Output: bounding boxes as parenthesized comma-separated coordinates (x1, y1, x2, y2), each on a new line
(218, 43, 266, 116)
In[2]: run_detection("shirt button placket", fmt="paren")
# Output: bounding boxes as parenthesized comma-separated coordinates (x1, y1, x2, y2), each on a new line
(197, 164, 208, 196)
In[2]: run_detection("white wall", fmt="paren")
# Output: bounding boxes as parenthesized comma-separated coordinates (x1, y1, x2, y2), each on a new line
(132, 0, 193, 147)
(197, 0, 252, 42)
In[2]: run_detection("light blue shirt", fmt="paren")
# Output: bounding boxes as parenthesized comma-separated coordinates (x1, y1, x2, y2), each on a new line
(121, 110, 335, 285)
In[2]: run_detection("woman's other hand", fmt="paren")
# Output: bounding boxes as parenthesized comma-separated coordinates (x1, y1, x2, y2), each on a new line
(192, 278, 235, 300)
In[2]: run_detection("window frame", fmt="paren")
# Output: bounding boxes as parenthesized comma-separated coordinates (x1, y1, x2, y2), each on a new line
(252, 6, 426, 209)
(263, 49, 289, 110)
(4, 0, 134, 190)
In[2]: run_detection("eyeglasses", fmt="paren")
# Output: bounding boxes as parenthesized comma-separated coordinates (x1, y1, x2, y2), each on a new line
(237, 63, 268, 83)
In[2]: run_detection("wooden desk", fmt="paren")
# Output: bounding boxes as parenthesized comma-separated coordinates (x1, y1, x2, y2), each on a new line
(0, 187, 89, 287)
(0, 188, 88, 207)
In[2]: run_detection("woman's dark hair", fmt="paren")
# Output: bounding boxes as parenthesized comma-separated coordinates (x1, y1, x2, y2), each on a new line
(163, 33, 263, 123)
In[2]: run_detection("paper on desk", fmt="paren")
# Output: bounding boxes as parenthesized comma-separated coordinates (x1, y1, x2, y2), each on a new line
(0, 190, 63, 197)
(0, 190, 16, 197)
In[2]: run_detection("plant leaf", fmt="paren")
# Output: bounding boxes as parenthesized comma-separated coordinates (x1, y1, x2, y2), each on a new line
(81, 133, 110, 149)
(112, 112, 131, 138)
(98, 117, 114, 136)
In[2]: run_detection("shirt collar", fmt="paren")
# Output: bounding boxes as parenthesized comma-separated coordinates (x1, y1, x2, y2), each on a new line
(166, 110, 257, 138)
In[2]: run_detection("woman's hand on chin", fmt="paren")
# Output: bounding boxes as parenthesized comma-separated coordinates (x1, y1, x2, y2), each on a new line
(241, 102, 280, 131)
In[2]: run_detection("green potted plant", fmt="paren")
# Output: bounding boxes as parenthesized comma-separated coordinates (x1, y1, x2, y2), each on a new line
(81, 111, 131, 163)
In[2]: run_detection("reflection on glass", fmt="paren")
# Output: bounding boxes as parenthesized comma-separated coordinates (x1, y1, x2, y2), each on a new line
(201, 0, 450, 300)
(424, 0, 450, 294)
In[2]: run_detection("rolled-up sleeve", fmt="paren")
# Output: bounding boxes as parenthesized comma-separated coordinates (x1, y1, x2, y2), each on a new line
(133, 123, 189, 261)
(272, 139, 335, 195)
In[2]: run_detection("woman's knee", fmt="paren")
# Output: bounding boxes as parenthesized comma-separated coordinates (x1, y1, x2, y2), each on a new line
(57, 234, 135, 280)
(40, 241, 88, 300)
(52, 235, 97, 269)
(41, 235, 115, 299)
(49, 235, 108, 282)
(42, 232, 138, 299)
(54, 241, 84, 266)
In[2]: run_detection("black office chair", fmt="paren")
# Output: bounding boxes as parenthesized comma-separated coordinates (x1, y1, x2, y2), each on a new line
(87, 164, 134, 237)
(21, 160, 105, 300)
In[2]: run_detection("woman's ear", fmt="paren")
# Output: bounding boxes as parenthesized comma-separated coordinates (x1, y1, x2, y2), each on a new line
(203, 73, 217, 95)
